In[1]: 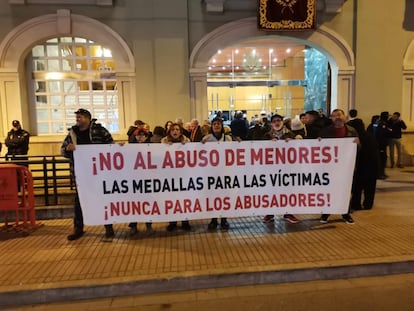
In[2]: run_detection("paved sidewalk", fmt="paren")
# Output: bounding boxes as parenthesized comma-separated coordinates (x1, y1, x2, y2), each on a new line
(1, 168, 414, 308)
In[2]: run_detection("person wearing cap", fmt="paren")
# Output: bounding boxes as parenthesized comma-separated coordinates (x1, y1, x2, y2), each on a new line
(202, 116, 233, 230)
(61, 108, 115, 240)
(126, 119, 145, 143)
(262, 114, 300, 225)
(290, 117, 306, 139)
(5, 120, 30, 165)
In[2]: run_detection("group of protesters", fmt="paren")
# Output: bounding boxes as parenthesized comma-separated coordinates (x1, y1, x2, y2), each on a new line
(63, 107, 407, 241)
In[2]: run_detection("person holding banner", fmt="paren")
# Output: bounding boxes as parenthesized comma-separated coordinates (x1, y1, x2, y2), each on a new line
(127, 126, 154, 236)
(161, 123, 192, 231)
(202, 117, 233, 230)
(319, 108, 359, 224)
(62, 108, 115, 240)
(262, 114, 300, 224)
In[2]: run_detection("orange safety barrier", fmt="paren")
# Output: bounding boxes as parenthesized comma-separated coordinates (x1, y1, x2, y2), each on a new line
(0, 164, 41, 235)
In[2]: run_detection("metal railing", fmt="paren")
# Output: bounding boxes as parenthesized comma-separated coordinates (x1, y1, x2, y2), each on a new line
(0, 155, 74, 206)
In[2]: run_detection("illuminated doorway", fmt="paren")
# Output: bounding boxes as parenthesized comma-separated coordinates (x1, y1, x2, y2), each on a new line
(206, 39, 329, 123)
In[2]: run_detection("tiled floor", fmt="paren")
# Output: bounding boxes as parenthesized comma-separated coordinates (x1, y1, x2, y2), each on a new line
(1, 168, 414, 307)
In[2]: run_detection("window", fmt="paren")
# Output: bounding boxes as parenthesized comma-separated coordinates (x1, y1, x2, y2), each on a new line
(30, 37, 118, 135)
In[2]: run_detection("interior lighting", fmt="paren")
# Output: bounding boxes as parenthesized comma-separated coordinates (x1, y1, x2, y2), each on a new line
(45, 72, 63, 80)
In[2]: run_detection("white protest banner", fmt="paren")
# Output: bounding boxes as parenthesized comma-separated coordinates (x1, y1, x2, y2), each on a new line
(73, 138, 357, 225)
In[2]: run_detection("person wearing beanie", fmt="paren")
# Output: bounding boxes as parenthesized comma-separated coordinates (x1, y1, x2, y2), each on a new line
(202, 117, 232, 230)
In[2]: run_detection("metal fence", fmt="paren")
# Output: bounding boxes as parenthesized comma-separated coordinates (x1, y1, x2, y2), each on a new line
(0, 155, 74, 206)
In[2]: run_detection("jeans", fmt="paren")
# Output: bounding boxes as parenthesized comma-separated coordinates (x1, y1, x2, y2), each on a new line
(389, 138, 402, 167)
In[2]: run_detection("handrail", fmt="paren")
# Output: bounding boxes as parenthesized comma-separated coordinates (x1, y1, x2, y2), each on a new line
(0, 155, 74, 206)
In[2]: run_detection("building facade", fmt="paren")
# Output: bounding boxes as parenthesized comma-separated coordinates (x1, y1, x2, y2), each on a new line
(0, 0, 413, 158)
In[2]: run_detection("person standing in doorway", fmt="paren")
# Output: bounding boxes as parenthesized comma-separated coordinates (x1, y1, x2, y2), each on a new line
(62, 108, 115, 240)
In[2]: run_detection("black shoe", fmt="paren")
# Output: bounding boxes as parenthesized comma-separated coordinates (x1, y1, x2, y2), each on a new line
(320, 214, 329, 223)
(105, 226, 115, 238)
(220, 219, 230, 230)
(208, 218, 218, 230)
(67, 228, 84, 241)
(342, 214, 355, 224)
(166, 222, 177, 231)
(182, 221, 191, 231)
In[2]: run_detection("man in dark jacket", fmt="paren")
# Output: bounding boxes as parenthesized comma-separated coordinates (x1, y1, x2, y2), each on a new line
(5, 120, 30, 165)
(230, 111, 249, 141)
(387, 112, 407, 168)
(304, 110, 324, 139)
(319, 109, 359, 224)
(189, 118, 204, 142)
(374, 111, 392, 179)
(347, 109, 365, 134)
(61, 108, 114, 241)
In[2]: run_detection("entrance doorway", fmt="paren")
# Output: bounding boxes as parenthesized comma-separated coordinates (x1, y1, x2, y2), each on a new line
(206, 38, 329, 123)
